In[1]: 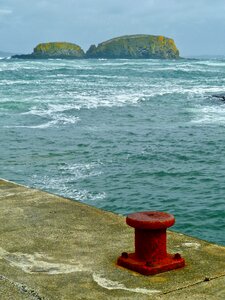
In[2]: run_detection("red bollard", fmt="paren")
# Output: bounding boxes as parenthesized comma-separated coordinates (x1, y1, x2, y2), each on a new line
(117, 211, 185, 275)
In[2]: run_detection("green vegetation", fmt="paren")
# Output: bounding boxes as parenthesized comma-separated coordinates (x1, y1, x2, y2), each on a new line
(86, 35, 179, 59)
(13, 42, 85, 59)
(12, 35, 180, 60)
(34, 42, 85, 58)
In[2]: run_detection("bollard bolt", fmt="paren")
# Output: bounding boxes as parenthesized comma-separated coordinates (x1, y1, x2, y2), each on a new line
(174, 253, 182, 260)
(121, 252, 128, 258)
(117, 211, 185, 275)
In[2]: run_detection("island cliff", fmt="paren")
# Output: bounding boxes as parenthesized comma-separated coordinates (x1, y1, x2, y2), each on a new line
(13, 42, 85, 59)
(12, 35, 180, 60)
(86, 35, 179, 59)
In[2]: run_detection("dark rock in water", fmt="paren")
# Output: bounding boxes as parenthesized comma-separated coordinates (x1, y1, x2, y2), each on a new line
(12, 42, 85, 59)
(12, 54, 36, 59)
(86, 34, 180, 59)
(212, 94, 225, 101)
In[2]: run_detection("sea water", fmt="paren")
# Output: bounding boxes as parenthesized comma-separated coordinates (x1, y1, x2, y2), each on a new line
(0, 58, 225, 245)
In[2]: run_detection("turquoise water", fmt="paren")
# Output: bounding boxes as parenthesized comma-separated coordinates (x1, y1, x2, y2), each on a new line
(1, 58, 225, 245)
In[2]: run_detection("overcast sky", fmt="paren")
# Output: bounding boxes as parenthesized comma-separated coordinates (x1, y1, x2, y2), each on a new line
(1, 0, 225, 56)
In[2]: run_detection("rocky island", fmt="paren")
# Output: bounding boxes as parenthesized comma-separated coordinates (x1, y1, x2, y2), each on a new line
(13, 42, 85, 59)
(86, 35, 179, 59)
(12, 35, 180, 59)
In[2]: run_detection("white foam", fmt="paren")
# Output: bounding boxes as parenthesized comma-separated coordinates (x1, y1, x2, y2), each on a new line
(93, 273, 160, 295)
(195, 60, 225, 67)
(2, 59, 225, 125)
(73, 190, 106, 202)
(31, 174, 106, 202)
(191, 105, 225, 124)
(59, 162, 102, 180)
(4, 115, 79, 129)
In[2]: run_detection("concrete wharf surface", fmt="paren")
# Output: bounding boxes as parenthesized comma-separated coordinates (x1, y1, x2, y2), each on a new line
(0, 178, 225, 300)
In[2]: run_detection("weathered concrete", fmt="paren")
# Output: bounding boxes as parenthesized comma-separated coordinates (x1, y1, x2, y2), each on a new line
(0, 178, 225, 299)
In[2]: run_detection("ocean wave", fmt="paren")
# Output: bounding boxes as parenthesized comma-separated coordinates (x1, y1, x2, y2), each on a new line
(21, 104, 83, 117)
(0, 79, 33, 85)
(1, 84, 225, 116)
(195, 60, 225, 67)
(71, 190, 106, 202)
(4, 114, 79, 129)
(187, 86, 225, 95)
(18, 94, 143, 111)
(191, 105, 225, 124)
(58, 162, 103, 180)
(2, 86, 224, 114)
(31, 174, 106, 202)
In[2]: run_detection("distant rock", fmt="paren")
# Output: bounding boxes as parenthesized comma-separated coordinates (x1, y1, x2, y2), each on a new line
(212, 94, 225, 101)
(12, 35, 180, 60)
(13, 42, 85, 59)
(86, 35, 179, 59)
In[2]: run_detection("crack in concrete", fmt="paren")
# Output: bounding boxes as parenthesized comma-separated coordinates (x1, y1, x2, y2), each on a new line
(0, 275, 46, 300)
(162, 273, 225, 295)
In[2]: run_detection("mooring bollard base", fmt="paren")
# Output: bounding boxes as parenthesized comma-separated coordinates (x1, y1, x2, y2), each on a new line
(117, 252, 185, 275)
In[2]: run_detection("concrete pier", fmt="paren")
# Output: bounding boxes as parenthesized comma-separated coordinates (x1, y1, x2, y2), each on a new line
(0, 178, 225, 299)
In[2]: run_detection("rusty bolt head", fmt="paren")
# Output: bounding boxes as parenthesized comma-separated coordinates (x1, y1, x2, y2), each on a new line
(173, 253, 182, 260)
(121, 252, 128, 259)
(146, 261, 153, 267)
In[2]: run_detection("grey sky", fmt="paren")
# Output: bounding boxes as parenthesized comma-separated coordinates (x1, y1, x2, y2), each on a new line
(1, 0, 225, 56)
